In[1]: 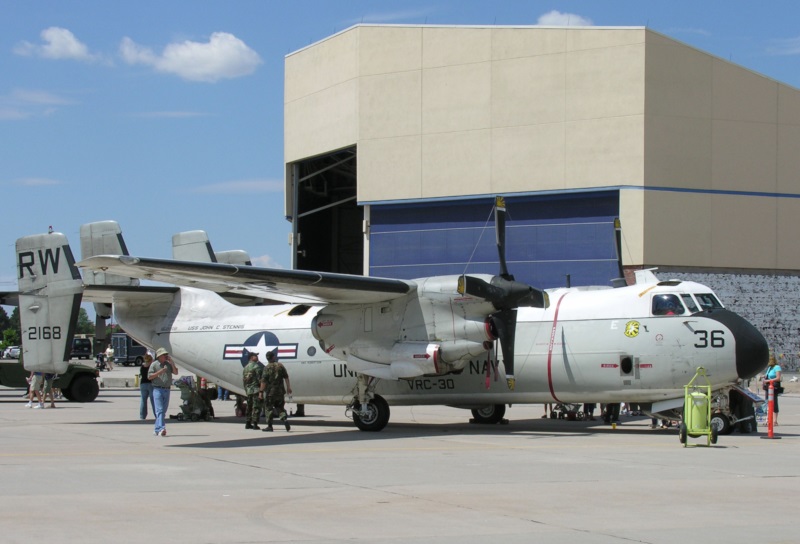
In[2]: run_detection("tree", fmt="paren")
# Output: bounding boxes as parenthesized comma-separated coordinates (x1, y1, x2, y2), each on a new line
(3, 307, 20, 347)
(2, 306, 20, 347)
(0, 306, 9, 333)
(76, 308, 95, 335)
(2, 328, 19, 347)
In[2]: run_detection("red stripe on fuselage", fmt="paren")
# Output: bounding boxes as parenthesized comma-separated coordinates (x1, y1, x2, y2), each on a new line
(547, 293, 569, 403)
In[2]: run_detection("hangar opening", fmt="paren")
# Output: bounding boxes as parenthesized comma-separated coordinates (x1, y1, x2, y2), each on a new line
(368, 192, 622, 289)
(290, 146, 362, 275)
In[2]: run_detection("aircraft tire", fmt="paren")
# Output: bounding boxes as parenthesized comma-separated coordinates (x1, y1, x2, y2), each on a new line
(710, 413, 732, 435)
(353, 395, 390, 432)
(471, 404, 506, 424)
(68, 375, 99, 403)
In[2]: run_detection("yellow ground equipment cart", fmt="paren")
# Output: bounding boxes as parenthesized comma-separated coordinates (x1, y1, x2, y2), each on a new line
(679, 367, 718, 447)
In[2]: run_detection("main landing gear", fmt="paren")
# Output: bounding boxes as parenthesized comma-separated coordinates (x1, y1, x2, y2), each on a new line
(470, 404, 507, 425)
(348, 374, 390, 432)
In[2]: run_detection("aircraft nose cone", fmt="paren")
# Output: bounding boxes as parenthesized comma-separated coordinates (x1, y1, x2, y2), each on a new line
(734, 318, 770, 380)
(704, 309, 769, 380)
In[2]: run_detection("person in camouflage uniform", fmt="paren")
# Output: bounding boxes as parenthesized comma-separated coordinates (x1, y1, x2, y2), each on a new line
(259, 350, 292, 432)
(242, 351, 264, 430)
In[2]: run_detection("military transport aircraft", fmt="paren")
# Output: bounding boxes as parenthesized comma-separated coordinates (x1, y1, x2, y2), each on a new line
(14, 198, 769, 432)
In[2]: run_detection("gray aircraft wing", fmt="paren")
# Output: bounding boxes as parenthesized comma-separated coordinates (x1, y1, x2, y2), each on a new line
(0, 292, 19, 306)
(78, 255, 415, 304)
(0, 291, 19, 306)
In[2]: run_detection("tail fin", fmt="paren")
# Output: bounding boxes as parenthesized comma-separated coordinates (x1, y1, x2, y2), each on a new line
(172, 230, 217, 262)
(79, 221, 138, 318)
(172, 230, 252, 265)
(16, 232, 83, 373)
(215, 250, 252, 266)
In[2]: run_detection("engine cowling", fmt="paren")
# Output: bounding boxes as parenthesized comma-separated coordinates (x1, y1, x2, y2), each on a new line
(346, 340, 489, 379)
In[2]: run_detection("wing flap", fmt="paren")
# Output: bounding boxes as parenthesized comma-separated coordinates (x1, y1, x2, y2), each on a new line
(79, 256, 414, 304)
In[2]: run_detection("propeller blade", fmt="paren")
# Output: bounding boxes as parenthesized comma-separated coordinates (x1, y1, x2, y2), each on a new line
(491, 309, 517, 390)
(459, 275, 549, 309)
(458, 275, 506, 301)
(495, 196, 511, 279)
(459, 197, 549, 390)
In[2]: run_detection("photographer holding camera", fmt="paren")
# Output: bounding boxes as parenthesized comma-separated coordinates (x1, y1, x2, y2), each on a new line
(148, 347, 179, 437)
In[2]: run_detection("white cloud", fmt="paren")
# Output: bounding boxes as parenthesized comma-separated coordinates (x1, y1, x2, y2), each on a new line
(10, 89, 74, 105)
(537, 10, 593, 27)
(251, 254, 284, 269)
(193, 179, 283, 194)
(131, 111, 208, 118)
(14, 27, 99, 62)
(120, 32, 262, 82)
(0, 108, 29, 121)
(767, 37, 800, 56)
(0, 89, 74, 121)
(13, 177, 63, 186)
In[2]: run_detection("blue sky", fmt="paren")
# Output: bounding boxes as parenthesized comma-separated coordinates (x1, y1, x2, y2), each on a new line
(3, 1, 800, 318)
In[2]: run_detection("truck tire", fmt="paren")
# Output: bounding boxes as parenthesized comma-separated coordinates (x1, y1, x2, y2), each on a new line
(134, 356, 143, 366)
(68, 375, 99, 403)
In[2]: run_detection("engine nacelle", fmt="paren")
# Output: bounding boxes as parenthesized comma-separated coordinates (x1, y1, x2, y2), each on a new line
(346, 340, 489, 379)
(311, 312, 344, 342)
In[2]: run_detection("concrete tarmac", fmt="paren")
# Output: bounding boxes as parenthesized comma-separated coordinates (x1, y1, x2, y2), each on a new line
(1, 368, 798, 544)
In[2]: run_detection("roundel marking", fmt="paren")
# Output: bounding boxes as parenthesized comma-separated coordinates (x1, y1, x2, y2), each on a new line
(624, 320, 640, 338)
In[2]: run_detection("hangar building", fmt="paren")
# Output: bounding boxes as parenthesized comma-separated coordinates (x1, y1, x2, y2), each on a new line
(283, 25, 800, 359)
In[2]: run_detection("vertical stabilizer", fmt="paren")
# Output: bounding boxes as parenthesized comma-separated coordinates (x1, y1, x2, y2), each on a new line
(16, 232, 83, 373)
(79, 221, 138, 319)
(172, 230, 252, 265)
(172, 230, 217, 262)
(215, 250, 252, 266)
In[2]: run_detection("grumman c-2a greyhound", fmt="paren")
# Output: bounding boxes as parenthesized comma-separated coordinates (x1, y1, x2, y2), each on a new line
(15, 197, 768, 432)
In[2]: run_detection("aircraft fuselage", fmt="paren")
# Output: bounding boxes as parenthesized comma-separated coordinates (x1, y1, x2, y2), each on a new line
(113, 279, 765, 409)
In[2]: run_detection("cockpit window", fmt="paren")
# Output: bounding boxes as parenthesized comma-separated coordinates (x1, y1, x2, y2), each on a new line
(695, 293, 723, 310)
(652, 294, 686, 316)
(681, 294, 699, 313)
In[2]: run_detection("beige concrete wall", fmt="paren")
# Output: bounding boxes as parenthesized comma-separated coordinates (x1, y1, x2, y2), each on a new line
(777, 198, 800, 269)
(638, 190, 791, 271)
(285, 25, 800, 273)
(284, 29, 360, 163)
(286, 25, 648, 203)
(643, 30, 800, 271)
(619, 189, 645, 266)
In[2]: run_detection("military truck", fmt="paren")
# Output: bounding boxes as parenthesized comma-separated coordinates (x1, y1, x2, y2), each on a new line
(0, 359, 100, 402)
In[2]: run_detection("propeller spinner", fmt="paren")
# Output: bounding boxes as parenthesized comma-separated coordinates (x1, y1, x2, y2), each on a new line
(457, 196, 548, 389)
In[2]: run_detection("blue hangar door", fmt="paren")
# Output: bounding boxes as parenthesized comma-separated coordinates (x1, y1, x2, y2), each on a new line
(368, 192, 621, 289)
